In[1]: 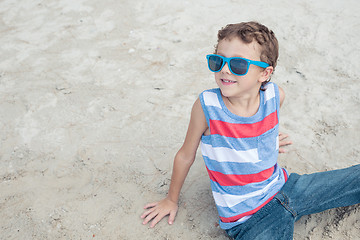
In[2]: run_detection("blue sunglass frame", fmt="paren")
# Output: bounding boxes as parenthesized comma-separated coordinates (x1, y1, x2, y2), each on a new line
(206, 54, 270, 76)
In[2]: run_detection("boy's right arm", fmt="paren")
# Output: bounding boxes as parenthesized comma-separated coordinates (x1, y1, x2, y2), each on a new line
(141, 98, 208, 228)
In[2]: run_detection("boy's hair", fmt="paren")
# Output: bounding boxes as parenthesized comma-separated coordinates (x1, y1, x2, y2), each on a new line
(215, 21, 279, 84)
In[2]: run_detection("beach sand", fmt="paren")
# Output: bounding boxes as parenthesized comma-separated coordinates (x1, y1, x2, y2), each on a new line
(0, 0, 359, 239)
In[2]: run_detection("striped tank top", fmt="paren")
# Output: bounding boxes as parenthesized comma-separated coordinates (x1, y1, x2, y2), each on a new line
(199, 82, 288, 229)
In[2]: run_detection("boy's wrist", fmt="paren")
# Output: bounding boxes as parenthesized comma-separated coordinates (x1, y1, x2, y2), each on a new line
(166, 194, 179, 204)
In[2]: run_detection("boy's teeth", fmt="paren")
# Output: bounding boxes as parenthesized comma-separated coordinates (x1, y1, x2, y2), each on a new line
(223, 80, 235, 83)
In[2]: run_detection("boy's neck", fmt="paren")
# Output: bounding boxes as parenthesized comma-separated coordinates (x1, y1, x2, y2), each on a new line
(222, 91, 261, 118)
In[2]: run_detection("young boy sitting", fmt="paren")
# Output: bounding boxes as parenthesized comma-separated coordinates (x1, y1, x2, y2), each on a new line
(141, 21, 360, 240)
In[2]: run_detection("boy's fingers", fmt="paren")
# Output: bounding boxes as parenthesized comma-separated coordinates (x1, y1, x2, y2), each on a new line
(278, 132, 288, 141)
(279, 140, 292, 147)
(279, 148, 287, 153)
(143, 202, 158, 209)
(143, 209, 160, 225)
(168, 210, 177, 225)
(150, 213, 166, 228)
(279, 140, 292, 145)
(141, 207, 155, 219)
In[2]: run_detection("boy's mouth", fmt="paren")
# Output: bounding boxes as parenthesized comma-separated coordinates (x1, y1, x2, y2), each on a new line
(221, 79, 237, 85)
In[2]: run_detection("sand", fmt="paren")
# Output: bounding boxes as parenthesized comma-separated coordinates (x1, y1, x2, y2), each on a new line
(1, 0, 359, 239)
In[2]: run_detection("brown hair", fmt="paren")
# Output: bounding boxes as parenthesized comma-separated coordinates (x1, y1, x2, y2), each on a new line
(215, 22, 279, 85)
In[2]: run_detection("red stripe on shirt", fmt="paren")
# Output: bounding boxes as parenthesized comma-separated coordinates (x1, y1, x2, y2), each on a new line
(219, 192, 277, 223)
(207, 166, 275, 186)
(210, 111, 278, 138)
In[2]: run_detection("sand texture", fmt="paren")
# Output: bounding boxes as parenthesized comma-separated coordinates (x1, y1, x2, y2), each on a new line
(1, 0, 359, 239)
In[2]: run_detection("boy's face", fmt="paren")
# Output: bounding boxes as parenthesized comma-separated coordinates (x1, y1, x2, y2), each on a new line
(215, 37, 272, 98)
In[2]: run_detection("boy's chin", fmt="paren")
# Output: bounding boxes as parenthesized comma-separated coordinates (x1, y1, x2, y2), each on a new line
(219, 88, 236, 98)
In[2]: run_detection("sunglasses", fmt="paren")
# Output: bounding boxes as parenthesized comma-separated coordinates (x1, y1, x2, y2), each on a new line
(206, 54, 270, 76)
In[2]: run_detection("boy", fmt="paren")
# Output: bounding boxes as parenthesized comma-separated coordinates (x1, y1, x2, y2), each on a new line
(141, 22, 360, 239)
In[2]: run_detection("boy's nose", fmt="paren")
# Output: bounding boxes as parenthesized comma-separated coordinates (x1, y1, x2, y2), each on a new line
(221, 62, 231, 74)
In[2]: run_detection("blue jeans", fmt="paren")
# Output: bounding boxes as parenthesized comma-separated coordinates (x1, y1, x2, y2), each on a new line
(226, 164, 360, 240)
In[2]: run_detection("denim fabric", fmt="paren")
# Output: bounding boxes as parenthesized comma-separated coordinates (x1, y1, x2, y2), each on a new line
(226, 164, 360, 240)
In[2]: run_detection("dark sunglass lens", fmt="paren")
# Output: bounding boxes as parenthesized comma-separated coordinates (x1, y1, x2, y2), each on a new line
(208, 56, 223, 72)
(230, 58, 248, 75)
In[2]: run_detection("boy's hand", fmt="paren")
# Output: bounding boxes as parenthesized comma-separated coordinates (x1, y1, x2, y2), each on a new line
(278, 132, 292, 153)
(141, 197, 178, 228)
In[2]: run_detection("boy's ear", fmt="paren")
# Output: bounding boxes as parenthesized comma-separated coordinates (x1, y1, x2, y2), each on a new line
(259, 66, 274, 83)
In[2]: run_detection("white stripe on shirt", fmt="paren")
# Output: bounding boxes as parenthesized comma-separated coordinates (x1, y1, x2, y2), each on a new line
(264, 83, 275, 103)
(201, 142, 260, 164)
(212, 176, 279, 208)
(203, 91, 222, 108)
